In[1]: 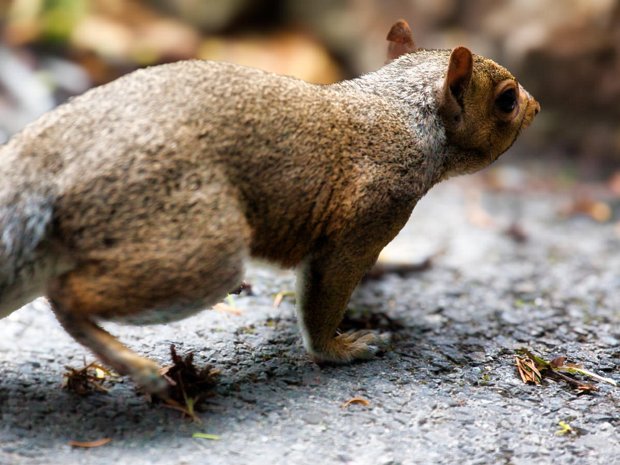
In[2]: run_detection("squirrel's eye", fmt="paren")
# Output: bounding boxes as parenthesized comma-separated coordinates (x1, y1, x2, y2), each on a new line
(496, 88, 517, 113)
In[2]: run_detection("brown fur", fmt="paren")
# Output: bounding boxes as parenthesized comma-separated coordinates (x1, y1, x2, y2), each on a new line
(0, 21, 539, 394)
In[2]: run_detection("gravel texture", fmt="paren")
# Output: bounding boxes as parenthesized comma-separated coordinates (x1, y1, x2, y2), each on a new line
(0, 165, 619, 465)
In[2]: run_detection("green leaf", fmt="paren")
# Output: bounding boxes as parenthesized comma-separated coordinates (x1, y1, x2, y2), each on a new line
(555, 421, 573, 436)
(192, 433, 221, 440)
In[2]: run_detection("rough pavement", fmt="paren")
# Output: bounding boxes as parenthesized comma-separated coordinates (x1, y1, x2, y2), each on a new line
(0, 164, 619, 465)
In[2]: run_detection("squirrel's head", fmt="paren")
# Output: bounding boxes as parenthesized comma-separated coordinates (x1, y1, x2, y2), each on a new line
(387, 20, 540, 178)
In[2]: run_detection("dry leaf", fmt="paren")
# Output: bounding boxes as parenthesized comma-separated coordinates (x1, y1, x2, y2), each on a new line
(213, 303, 242, 316)
(68, 438, 112, 448)
(504, 222, 528, 243)
(64, 361, 112, 395)
(516, 348, 611, 391)
(273, 290, 295, 308)
(550, 356, 566, 369)
(341, 396, 370, 408)
(159, 345, 219, 421)
(198, 32, 342, 84)
(515, 355, 542, 385)
(576, 383, 598, 392)
(562, 198, 612, 222)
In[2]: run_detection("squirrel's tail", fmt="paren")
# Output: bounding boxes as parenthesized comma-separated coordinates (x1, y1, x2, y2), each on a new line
(0, 190, 66, 318)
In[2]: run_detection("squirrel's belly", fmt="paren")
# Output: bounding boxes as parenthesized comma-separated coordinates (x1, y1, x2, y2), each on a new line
(101, 300, 210, 325)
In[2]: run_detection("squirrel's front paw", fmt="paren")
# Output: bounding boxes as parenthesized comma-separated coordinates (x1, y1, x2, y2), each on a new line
(309, 330, 390, 364)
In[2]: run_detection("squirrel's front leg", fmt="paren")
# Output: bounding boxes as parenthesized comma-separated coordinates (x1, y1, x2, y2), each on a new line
(296, 246, 386, 363)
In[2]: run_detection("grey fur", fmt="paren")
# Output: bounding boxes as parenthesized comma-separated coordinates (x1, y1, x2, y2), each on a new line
(0, 191, 57, 317)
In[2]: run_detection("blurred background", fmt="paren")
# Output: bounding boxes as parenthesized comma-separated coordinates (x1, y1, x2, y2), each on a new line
(0, 0, 618, 176)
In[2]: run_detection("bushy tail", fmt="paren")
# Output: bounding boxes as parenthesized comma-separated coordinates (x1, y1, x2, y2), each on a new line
(0, 191, 57, 316)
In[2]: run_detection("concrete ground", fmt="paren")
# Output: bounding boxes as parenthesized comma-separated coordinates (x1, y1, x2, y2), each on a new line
(0, 164, 619, 465)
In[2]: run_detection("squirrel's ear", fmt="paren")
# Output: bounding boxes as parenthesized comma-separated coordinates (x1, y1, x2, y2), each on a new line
(386, 19, 416, 61)
(445, 47, 473, 103)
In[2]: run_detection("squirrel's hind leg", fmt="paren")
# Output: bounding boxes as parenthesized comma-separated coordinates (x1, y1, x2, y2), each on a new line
(51, 304, 168, 395)
(46, 193, 250, 394)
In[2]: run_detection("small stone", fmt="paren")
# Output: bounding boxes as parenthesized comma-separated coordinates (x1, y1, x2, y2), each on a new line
(302, 412, 323, 425)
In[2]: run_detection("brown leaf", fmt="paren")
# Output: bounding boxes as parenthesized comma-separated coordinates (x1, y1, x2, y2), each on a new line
(564, 362, 583, 369)
(64, 361, 112, 395)
(341, 396, 370, 408)
(273, 290, 295, 308)
(504, 222, 528, 243)
(562, 198, 612, 222)
(576, 383, 598, 392)
(516, 348, 607, 392)
(515, 355, 542, 385)
(158, 345, 219, 420)
(212, 303, 242, 316)
(550, 356, 566, 369)
(68, 438, 112, 448)
(198, 32, 342, 84)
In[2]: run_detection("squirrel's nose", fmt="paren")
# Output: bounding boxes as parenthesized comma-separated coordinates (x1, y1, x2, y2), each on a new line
(518, 84, 540, 115)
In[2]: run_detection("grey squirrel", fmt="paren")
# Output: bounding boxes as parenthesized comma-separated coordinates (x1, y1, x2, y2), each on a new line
(0, 20, 539, 395)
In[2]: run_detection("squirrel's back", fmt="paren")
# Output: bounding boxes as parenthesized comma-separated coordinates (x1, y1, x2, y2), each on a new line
(5, 60, 419, 268)
(0, 56, 443, 315)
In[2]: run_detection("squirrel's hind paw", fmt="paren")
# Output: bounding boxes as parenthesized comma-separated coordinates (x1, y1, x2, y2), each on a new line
(133, 364, 171, 397)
